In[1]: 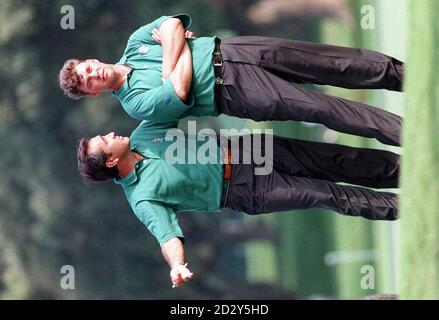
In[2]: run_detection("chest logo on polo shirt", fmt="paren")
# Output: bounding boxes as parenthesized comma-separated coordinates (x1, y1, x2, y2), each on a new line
(138, 45, 149, 55)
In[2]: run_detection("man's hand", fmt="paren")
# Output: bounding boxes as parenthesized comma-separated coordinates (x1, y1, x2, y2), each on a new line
(170, 263, 194, 288)
(185, 30, 196, 40)
(152, 28, 196, 45)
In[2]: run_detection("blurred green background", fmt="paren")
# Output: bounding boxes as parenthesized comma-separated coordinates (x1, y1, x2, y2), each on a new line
(0, 0, 419, 299)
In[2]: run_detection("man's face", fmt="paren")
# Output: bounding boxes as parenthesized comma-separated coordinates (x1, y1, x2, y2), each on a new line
(88, 132, 130, 167)
(75, 59, 116, 96)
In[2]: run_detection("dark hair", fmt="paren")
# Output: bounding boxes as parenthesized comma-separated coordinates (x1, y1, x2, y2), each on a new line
(59, 59, 87, 100)
(77, 137, 119, 182)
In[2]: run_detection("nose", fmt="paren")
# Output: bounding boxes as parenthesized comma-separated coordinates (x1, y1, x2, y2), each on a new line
(106, 132, 115, 138)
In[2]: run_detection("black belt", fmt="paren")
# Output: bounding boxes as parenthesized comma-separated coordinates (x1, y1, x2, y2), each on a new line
(213, 40, 224, 85)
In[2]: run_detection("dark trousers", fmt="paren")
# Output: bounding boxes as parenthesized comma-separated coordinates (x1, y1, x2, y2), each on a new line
(223, 134, 399, 221)
(215, 36, 404, 146)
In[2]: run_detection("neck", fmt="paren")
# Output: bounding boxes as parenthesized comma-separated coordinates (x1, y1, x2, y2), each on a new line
(117, 150, 144, 178)
(112, 64, 132, 92)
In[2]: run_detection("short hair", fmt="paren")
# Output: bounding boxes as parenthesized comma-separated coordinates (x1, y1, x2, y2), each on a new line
(77, 137, 119, 182)
(59, 59, 87, 100)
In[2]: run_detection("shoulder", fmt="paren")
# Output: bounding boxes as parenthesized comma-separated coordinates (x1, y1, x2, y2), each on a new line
(132, 120, 178, 140)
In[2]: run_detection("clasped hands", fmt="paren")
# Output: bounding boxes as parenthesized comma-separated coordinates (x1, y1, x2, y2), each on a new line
(170, 263, 194, 288)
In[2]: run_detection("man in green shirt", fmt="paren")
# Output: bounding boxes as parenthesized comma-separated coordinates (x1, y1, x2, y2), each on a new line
(76, 121, 400, 288)
(61, 14, 404, 146)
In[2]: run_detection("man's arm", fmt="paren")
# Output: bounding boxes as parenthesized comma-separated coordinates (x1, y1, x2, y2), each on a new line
(169, 42, 193, 102)
(161, 237, 194, 288)
(132, 201, 192, 287)
(158, 18, 188, 80)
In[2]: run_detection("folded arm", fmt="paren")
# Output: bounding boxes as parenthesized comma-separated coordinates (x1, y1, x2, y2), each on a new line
(158, 18, 188, 80)
(169, 42, 193, 102)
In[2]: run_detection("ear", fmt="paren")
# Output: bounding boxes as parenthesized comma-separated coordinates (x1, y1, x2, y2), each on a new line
(106, 157, 119, 168)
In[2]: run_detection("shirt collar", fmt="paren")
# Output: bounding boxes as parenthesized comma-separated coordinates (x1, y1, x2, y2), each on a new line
(129, 138, 162, 159)
(114, 146, 146, 187)
(113, 63, 133, 97)
(114, 166, 138, 187)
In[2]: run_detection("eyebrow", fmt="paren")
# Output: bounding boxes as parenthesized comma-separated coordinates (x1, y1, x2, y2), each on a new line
(87, 136, 104, 154)
(91, 135, 103, 144)
(78, 65, 90, 87)
(78, 74, 86, 87)
(100, 135, 108, 145)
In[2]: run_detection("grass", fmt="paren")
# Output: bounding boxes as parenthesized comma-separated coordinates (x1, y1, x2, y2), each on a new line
(400, 0, 439, 299)
(369, 0, 407, 297)
(242, 0, 409, 299)
(320, 13, 376, 298)
(319, 0, 406, 298)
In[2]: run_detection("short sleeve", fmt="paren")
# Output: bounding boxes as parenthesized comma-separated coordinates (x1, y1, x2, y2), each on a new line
(122, 78, 194, 123)
(133, 200, 184, 246)
(129, 14, 192, 46)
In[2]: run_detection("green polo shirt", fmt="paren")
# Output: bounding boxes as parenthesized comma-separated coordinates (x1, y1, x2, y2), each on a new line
(115, 120, 224, 246)
(113, 14, 219, 124)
